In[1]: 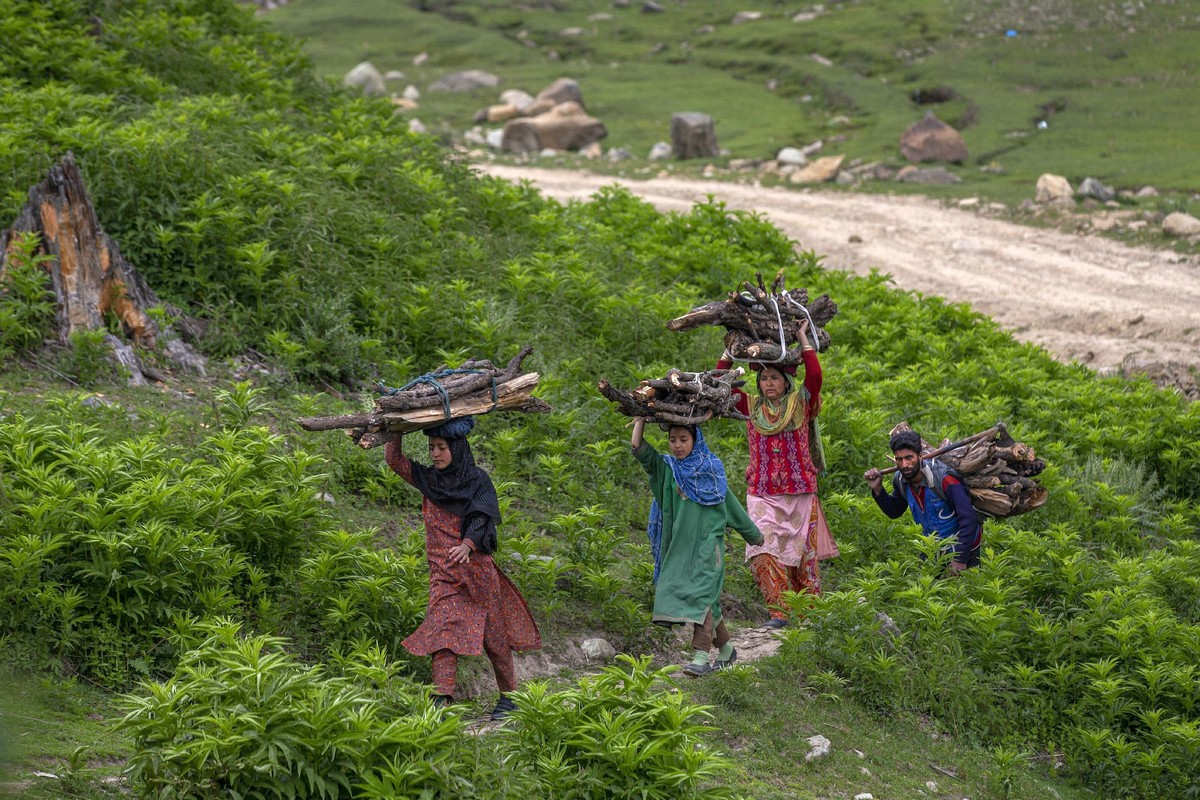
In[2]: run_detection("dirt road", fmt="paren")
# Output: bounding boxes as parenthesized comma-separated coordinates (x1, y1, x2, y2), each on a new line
(479, 165, 1200, 377)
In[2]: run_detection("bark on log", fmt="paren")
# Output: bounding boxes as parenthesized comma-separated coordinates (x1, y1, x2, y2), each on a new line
(599, 367, 748, 424)
(0, 153, 206, 383)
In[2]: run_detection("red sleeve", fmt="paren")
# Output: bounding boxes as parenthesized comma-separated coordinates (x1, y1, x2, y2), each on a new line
(801, 349, 822, 415)
(717, 355, 750, 416)
(383, 439, 415, 484)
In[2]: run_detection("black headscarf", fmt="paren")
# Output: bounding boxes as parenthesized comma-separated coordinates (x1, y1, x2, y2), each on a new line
(409, 417, 500, 554)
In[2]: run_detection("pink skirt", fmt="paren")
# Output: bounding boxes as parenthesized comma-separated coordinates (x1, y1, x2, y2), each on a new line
(746, 493, 839, 566)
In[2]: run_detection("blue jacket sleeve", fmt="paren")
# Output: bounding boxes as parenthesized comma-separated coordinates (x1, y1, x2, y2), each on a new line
(944, 479, 981, 560)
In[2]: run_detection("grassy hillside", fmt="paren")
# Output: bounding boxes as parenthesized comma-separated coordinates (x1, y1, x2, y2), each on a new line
(2, 1, 1199, 798)
(268, 0, 1200, 209)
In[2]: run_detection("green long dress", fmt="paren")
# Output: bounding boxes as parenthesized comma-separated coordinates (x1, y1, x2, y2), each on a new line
(634, 441, 764, 626)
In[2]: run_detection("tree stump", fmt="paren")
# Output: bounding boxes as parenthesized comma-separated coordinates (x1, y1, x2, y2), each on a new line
(670, 112, 719, 159)
(0, 152, 205, 384)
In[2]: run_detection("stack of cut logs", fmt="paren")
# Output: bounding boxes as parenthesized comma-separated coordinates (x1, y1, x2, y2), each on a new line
(667, 270, 838, 365)
(598, 367, 748, 426)
(297, 346, 549, 448)
(889, 422, 1048, 518)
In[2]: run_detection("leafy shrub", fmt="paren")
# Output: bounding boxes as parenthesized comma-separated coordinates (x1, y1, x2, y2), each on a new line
(0, 231, 56, 359)
(120, 622, 486, 800)
(500, 655, 731, 799)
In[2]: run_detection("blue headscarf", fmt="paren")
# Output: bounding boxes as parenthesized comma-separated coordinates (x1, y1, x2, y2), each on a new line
(646, 426, 729, 582)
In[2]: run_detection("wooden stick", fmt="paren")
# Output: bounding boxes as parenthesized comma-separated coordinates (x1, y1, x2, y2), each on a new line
(876, 424, 1006, 476)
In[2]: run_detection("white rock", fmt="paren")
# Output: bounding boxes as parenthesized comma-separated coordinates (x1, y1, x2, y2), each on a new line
(383, 70, 406, 81)
(958, 197, 980, 207)
(315, 492, 336, 504)
(1135, 185, 1159, 197)
(485, 129, 505, 149)
(403, 85, 421, 100)
(539, 147, 561, 158)
(409, 118, 427, 134)
(580, 638, 617, 661)
(854, 795, 874, 800)
(500, 89, 535, 110)
(1163, 212, 1200, 236)
(854, 749, 865, 758)
(648, 141, 672, 160)
(776, 147, 808, 165)
(925, 780, 939, 791)
(732, 11, 764, 24)
(805, 734, 832, 761)
(1035, 173, 1073, 203)
(343, 62, 386, 97)
(811, 53, 834, 67)
(412, 52, 429, 66)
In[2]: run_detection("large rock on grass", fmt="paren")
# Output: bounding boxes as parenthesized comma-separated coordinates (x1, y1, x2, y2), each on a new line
(536, 77, 585, 108)
(900, 111, 967, 163)
(1035, 174, 1073, 203)
(1163, 212, 1200, 237)
(789, 154, 845, 183)
(343, 62, 386, 97)
(500, 102, 607, 154)
(428, 69, 499, 93)
(670, 112, 718, 159)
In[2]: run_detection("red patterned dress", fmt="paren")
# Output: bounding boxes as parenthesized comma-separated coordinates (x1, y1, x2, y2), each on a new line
(386, 445, 541, 697)
(719, 350, 833, 620)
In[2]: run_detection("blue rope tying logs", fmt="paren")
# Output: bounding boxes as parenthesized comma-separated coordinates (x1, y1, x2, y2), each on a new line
(376, 368, 499, 420)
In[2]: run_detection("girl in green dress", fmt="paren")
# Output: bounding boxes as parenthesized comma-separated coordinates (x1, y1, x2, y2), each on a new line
(631, 418, 764, 676)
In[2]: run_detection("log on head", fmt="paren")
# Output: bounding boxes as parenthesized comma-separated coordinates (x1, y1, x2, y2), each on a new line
(0, 153, 206, 382)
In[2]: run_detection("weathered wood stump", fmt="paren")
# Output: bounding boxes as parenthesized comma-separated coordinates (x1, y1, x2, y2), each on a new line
(0, 153, 206, 384)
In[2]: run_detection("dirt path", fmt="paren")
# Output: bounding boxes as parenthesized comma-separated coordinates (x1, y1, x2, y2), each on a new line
(479, 165, 1200, 376)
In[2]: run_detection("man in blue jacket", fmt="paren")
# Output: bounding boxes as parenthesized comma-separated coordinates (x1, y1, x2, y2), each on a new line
(863, 430, 982, 572)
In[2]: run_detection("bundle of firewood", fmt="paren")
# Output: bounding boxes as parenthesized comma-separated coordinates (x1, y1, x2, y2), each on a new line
(598, 367, 748, 426)
(884, 422, 1049, 518)
(297, 346, 550, 448)
(667, 270, 838, 365)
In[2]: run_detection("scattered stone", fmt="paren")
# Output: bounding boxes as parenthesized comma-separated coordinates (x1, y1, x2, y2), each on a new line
(811, 53, 834, 67)
(82, 395, 114, 408)
(409, 119, 427, 134)
(848, 234, 863, 243)
(403, 85, 421, 100)
(343, 62, 386, 97)
(789, 154, 845, 183)
(428, 70, 499, 93)
(766, 78, 778, 91)
(728, 158, 761, 170)
(835, 170, 855, 185)
(588, 13, 613, 22)
(539, 148, 561, 158)
(536, 77, 584, 108)
(799, 139, 824, 157)
(641, 0, 665, 12)
(1163, 212, 1200, 237)
(670, 112, 719, 159)
(900, 111, 968, 163)
(1135, 185, 1159, 197)
(1035, 173, 1073, 203)
(580, 141, 603, 159)
(648, 141, 672, 160)
(958, 197, 980, 207)
(485, 104, 520, 123)
(776, 147, 809, 166)
(926, 780, 939, 792)
(1128, 220, 1148, 231)
(987, 203, 1007, 212)
(383, 70, 406, 81)
(607, 146, 633, 161)
(559, 27, 585, 37)
(854, 793, 873, 800)
(696, 24, 716, 34)
(854, 749, 865, 758)
(315, 492, 336, 505)
(546, 50, 561, 61)
(805, 734, 832, 762)
(500, 89, 535, 110)
(463, 127, 487, 146)
(412, 52, 429, 66)
(392, 98, 418, 111)
(1091, 216, 1119, 232)
(732, 11, 764, 24)
(648, 42, 668, 56)
(828, 114, 850, 126)
(897, 166, 961, 185)
(501, 102, 607, 154)
(1078, 176, 1115, 202)
(485, 129, 504, 149)
(581, 637, 617, 661)
(793, 10, 821, 22)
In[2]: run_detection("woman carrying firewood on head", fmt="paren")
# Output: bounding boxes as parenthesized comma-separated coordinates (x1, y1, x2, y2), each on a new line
(717, 319, 837, 629)
(384, 417, 541, 720)
(630, 417, 764, 676)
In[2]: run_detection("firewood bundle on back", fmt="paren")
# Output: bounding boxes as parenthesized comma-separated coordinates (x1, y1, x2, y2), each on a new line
(598, 367, 748, 426)
(297, 346, 550, 448)
(886, 422, 1049, 518)
(667, 269, 838, 365)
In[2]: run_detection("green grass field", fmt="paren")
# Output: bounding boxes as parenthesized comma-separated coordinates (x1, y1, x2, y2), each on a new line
(269, 0, 1200, 208)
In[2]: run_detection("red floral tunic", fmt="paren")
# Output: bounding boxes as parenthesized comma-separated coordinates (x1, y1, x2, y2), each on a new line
(386, 450, 541, 657)
(720, 350, 822, 496)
